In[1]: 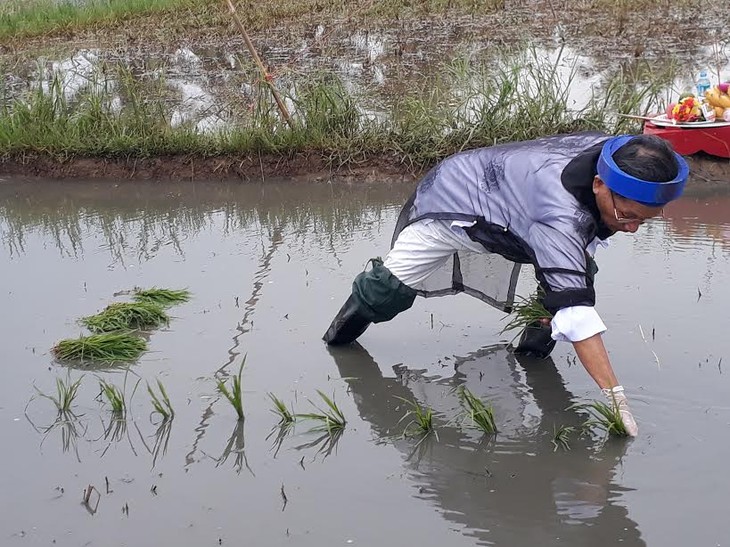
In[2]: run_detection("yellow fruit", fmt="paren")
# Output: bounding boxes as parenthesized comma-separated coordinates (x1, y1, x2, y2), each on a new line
(705, 88, 723, 108)
(715, 106, 725, 118)
(717, 93, 730, 109)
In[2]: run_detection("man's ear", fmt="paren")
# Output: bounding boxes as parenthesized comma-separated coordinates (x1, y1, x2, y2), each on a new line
(592, 175, 605, 195)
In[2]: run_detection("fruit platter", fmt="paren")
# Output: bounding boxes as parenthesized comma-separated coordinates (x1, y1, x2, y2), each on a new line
(653, 83, 730, 128)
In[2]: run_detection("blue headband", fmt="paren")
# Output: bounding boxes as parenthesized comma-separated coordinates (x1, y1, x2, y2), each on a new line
(596, 135, 689, 207)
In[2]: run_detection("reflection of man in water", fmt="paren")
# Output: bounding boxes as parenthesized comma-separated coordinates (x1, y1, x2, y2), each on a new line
(324, 134, 690, 436)
(329, 344, 645, 546)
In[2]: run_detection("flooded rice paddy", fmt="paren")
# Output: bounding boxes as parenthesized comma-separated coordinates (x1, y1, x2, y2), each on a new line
(1, 177, 730, 546)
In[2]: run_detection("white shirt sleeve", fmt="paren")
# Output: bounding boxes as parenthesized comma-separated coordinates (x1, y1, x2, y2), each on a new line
(550, 306, 606, 343)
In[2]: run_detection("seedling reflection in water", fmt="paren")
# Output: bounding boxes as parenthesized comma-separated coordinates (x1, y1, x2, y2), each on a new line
(458, 387, 497, 434)
(217, 359, 245, 420)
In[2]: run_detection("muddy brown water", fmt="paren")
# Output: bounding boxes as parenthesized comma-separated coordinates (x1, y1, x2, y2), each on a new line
(1, 177, 729, 546)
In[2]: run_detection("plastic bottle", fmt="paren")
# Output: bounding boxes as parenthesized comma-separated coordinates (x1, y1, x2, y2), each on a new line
(696, 70, 712, 97)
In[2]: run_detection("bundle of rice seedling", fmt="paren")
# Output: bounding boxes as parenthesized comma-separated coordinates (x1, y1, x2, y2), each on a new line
(53, 333, 147, 363)
(133, 288, 191, 307)
(81, 302, 168, 333)
(500, 291, 552, 334)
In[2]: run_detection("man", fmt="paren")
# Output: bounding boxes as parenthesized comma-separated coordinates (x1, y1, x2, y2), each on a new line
(323, 132, 689, 436)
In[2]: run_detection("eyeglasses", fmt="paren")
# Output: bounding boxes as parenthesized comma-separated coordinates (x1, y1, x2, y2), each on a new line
(610, 192, 661, 224)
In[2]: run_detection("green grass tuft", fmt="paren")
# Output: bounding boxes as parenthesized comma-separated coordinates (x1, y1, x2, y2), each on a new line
(133, 287, 191, 307)
(217, 358, 245, 420)
(81, 301, 168, 333)
(53, 332, 147, 363)
(458, 387, 498, 434)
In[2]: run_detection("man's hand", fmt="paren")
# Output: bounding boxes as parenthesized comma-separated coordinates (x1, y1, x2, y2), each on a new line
(601, 386, 638, 437)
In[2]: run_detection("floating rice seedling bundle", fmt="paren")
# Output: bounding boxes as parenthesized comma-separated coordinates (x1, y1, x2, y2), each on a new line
(133, 288, 191, 307)
(53, 332, 147, 363)
(81, 302, 168, 333)
(458, 387, 497, 434)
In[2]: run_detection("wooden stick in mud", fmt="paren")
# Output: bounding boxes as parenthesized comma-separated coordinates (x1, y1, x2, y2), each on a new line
(224, 0, 294, 129)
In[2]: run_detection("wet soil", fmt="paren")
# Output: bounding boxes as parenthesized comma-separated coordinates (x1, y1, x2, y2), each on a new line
(2, 178, 730, 546)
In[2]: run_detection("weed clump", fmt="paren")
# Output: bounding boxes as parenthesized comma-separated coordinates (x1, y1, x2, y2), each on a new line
(81, 302, 168, 333)
(53, 332, 147, 363)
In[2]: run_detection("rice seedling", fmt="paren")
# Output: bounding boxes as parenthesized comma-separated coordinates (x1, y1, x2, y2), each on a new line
(147, 379, 174, 420)
(217, 359, 245, 420)
(396, 396, 437, 440)
(34, 374, 83, 414)
(552, 424, 575, 451)
(571, 399, 629, 437)
(81, 302, 169, 333)
(99, 379, 125, 416)
(500, 291, 552, 335)
(53, 333, 147, 363)
(458, 387, 498, 434)
(268, 393, 295, 426)
(296, 390, 346, 434)
(133, 287, 191, 307)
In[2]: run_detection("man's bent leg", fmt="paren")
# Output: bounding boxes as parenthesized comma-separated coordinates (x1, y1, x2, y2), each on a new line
(323, 258, 417, 345)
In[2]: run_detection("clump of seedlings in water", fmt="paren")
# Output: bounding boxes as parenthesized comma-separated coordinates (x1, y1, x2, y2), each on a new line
(217, 359, 245, 420)
(53, 332, 147, 363)
(81, 301, 168, 333)
(268, 393, 295, 427)
(458, 387, 497, 434)
(396, 396, 437, 440)
(35, 374, 83, 414)
(552, 424, 575, 451)
(133, 287, 191, 307)
(501, 291, 552, 335)
(99, 379, 126, 416)
(571, 398, 630, 437)
(297, 390, 346, 434)
(147, 379, 174, 420)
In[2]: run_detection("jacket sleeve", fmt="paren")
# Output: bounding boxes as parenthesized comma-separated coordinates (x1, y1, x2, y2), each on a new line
(527, 221, 595, 315)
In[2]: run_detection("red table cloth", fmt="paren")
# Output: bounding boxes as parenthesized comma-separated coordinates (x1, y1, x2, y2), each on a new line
(643, 121, 730, 158)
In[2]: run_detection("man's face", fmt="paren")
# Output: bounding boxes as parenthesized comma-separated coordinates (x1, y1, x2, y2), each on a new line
(592, 177, 665, 233)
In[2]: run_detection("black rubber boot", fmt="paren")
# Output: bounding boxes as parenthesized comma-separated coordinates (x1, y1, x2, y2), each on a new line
(323, 258, 417, 346)
(323, 293, 373, 345)
(514, 321, 556, 358)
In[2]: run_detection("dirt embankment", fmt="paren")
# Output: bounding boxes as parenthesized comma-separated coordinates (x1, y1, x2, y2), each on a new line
(1, 151, 727, 197)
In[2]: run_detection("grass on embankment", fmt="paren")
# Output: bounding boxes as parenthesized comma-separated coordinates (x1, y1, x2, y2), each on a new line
(0, 0, 507, 42)
(0, 49, 667, 171)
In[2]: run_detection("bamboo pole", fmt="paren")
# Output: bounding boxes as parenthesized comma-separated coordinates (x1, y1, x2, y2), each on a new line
(224, 0, 294, 129)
